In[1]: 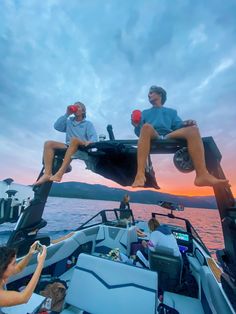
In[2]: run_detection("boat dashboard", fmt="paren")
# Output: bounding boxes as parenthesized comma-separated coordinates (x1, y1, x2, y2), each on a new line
(172, 230, 192, 253)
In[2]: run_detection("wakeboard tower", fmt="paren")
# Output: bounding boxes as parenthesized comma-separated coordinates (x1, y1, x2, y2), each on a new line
(3, 124, 236, 309)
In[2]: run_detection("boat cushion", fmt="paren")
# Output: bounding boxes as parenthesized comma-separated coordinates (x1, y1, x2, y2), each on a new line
(63, 253, 158, 314)
(200, 265, 233, 314)
(163, 291, 204, 314)
(94, 225, 137, 255)
(1, 293, 45, 314)
(149, 246, 183, 292)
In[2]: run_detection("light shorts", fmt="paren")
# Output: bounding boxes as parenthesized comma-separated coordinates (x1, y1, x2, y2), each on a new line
(158, 135, 167, 140)
(71, 150, 97, 171)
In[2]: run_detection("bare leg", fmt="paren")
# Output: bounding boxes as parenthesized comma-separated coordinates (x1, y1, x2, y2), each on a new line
(50, 137, 85, 182)
(34, 141, 67, 185)
(132, 124, 158, 187)
(166, 126, 229, 187)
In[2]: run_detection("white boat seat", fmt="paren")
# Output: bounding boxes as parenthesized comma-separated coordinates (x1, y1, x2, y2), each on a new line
(93, 225, 138, 256)
(60, 305, 83, 314)
(200, 265, 233, 314)
(149, 246, 183, 292)
(163, 291, 205, 314)
(1, 292, 45, 314)
(61, 253, 158, 314)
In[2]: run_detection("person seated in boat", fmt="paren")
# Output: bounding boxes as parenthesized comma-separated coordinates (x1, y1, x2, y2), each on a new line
(136, 218, 180, 267)
(131, 85, 229, 188)
(0, 242, 47, 310)
(34, 102, 97, 185)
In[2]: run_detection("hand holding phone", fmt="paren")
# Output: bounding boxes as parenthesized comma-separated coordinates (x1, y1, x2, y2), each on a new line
(35, 241, 43, 254)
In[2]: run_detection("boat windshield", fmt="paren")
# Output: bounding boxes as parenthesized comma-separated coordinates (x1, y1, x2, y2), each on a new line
(152, 212, 210, 254)
(77, 209, 134, 230)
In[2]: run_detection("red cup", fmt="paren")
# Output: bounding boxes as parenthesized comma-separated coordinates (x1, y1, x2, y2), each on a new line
(131, 109, 142, 124)
(68, 105, 78, 114)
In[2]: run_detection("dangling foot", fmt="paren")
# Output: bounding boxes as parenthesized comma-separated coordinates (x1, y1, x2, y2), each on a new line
(33, 174, 52, 186)
(49, 172, 63, 183)
(194, 173, 229, 187)
(132, 174, 146, 188)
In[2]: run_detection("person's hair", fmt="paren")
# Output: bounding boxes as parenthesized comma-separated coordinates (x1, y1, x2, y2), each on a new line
(0, 246, 16, 280)
(123, 194, 130, 203)
(74, 101, 86, 118)
(148, 218, 160, 232)
(149, 86, 167, 105)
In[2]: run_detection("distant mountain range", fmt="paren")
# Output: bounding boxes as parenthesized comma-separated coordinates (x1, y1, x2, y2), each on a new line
(49, 181, 219, 209)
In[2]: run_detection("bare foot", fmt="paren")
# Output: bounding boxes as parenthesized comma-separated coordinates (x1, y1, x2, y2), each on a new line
(33, 174, 52, 186)
(49, 173, 63, 182)
(132, 174, 146, 188)
(194, 173, 229, 187)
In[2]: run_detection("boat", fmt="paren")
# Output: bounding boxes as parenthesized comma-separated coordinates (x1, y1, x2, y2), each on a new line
(1, 131, 236, 314)
(0, 179, 32, 225)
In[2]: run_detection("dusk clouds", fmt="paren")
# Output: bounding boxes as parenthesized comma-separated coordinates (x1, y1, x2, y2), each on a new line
(0, 0, 236, 195)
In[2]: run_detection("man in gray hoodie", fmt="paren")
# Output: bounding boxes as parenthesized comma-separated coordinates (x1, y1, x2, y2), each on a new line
(34, 102, 97, 185)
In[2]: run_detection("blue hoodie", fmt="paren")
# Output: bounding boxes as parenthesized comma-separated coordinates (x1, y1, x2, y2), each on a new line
(134, 106, 183, 137)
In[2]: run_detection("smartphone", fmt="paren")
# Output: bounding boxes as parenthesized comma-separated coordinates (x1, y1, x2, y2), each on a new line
(35, 241, 43, 254)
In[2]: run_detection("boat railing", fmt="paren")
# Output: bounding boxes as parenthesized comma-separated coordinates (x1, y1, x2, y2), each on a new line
(76, 208, 135, 230)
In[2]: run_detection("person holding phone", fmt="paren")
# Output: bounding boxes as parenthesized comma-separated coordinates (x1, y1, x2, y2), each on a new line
(0, 242, 47, 311)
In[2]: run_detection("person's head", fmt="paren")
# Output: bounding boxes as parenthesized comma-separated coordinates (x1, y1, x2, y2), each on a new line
(148, 218, 160, 232)
(123, 194, 130, 203)
(74, 101, 86, 119)
(0, 246, 17, 283)
(148, 86, 167, 106)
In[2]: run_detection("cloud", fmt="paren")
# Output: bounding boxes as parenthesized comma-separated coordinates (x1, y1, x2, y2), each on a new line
(0, 0, 236, 195)
(189, 24, 207, 47)
(195, 58, 235, 90)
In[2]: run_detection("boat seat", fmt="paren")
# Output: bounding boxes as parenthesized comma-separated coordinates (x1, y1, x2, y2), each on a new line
(0, 198, 22, 224)
(163, 291, 204, 314)
(164, 266, 234, 314)
(93, 225, 138, 256)
(1, 292, 45, 314)
(7, 201, 50, 257)
(200, 265, 233, 314)
(149, 246, 183, 292)
(61, 253, 158, 314)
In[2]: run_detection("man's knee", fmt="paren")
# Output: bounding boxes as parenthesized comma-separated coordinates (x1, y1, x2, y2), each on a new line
(44, 140, 54, 149)
(70, 137, 80, 146)
(140, 123, 155, 137)
(183, 126, 200, 138)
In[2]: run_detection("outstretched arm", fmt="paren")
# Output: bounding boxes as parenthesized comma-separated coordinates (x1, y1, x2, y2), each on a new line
(0, 246, 47, 307)
(14, 242, 38, 274)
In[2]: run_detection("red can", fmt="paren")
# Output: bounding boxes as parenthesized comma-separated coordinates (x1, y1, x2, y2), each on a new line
(131, 109, 142, 124)
(68, 105, 78, 114)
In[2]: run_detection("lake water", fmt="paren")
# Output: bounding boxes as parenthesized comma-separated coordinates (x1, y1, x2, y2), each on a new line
(0, 196, 224, 256)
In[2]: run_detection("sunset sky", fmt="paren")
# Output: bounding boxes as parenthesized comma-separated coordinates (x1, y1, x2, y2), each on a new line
(0, 0, 236, 197)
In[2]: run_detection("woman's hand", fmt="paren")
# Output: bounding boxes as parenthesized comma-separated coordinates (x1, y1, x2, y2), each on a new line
(28, 241, 38, 256)
(136, 229, 146, 237)
(142, 240, 148, 248)
(37, 245, 47, 264)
